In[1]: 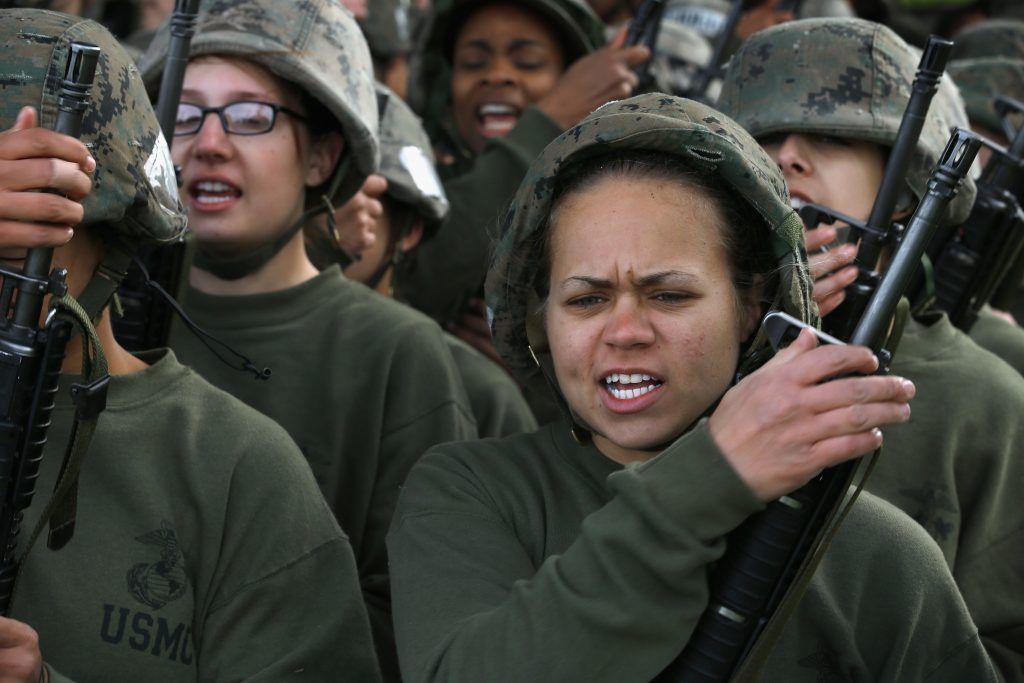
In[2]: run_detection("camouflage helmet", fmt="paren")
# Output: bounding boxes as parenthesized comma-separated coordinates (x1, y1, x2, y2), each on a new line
(948, 57, 1024, 134)
(360, 0, 415, 59)
(407, 0, 604, 136)
(487, 93, 816, 398)
(0, 9, 186, 247)
(137, 0, 379, 209)
(951, 19, 1024, 61)
(377, 84, 450, 234)
(717, 18, 976, 226)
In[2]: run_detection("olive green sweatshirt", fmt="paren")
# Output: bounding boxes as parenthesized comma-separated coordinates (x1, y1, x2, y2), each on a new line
(969, 304, 1024, 375)
(388, 420, 995, 682)
(169, 266, 477, 680)
(398, 106, 564, 325)
(444, 333, 537, 437)
(13, 351, 380, 682)
(871, 311, 1024, 680)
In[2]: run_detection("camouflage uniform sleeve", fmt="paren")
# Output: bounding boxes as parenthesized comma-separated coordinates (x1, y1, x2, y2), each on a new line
(398, 106, 564, 324)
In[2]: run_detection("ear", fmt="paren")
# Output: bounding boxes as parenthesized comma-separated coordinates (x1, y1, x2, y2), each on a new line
(738, 274, 765, 339)
(398, 218, 425, 255)
(306, 132, 345, 187)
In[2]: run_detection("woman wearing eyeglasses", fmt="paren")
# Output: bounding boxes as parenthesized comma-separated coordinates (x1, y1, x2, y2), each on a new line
(138, 2, 477, 679)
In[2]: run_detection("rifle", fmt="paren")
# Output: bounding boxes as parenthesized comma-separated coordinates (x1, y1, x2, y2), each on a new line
(680, 0, 743, 103)
(112, 0, 200, 353)
(658, 128, 980, 683)
(817, 35, 953, 341)
(625, 0, 667, 90)
(0, 42, 101, 616)
(925, 100, 1024, 331)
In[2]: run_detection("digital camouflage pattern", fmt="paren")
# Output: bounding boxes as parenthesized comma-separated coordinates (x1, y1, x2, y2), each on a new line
(137, 0, 379, 208)
(0, 9, 186, 246)
(949, 57, 1024, 134)
(377, 84, 449, 232)
(486, 93, 816, 398)
(360, 0, 414, 59)
(717, 17, 977, 226)
(951, 19, 1024, 62)
(407, 0, 604, 138)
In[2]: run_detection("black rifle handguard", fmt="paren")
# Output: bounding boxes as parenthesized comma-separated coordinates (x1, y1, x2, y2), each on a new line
(0, 41, 100, 616)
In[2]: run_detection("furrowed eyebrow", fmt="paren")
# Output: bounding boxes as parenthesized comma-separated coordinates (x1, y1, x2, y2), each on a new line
(508, 39, 546, 50)
(635, 270, 700, 287)
(558, 275, 613, 292)
(558, 271, 700, 292)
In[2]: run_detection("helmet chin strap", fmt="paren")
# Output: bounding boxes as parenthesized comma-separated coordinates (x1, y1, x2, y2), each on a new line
(194, 157, 352, 280)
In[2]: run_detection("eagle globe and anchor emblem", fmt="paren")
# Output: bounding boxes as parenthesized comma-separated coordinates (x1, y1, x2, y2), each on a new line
(127, 520, 188, 610)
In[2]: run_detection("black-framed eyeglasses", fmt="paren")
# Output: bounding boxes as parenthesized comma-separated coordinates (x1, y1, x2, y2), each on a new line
(174, 101, 308, 137)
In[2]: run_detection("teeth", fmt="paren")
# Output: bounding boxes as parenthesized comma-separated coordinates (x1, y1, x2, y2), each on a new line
(479, 103, 517, 116)
(607, 384, 659, 400)
(790, 197, 807, 210)
(604, 373, 654, 385)
(196, 180, 236, 193)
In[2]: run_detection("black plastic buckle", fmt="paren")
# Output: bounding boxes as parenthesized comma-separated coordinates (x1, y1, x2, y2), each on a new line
(69, 375, 110, 420)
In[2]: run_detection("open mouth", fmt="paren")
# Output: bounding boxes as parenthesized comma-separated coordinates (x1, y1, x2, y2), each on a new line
(476, 103, 521, 138)
(189, 179, 242, 211)
(602, 372, 664, 401)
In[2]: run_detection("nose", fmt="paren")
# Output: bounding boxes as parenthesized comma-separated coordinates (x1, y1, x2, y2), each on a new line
(769, 134, 812, 177)
(603, 296, 656, 349)
(189, 110, 233, 162)
(481, 55, 516, 86)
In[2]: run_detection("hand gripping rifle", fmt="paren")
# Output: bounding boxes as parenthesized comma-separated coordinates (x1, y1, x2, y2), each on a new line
(926, 97, 1024, 331)
(656, 129, 980, 683)
(111, 0, 200, 352)
(805, 36, 953, 342)
(0, 42, 101, 616)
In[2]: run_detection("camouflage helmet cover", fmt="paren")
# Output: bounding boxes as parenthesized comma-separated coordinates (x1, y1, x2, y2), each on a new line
(951, 19, 1024, 62)
(137, 0, 379, 207)
(376, 84, 450, 232)
(948, 57, 1024, 134)
(487, 93, 816, 394)
(717, 18, 976, 225)
(0, 9, 185, 246)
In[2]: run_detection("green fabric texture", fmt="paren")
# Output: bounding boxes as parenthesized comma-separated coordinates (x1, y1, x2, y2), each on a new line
(387, 421, 997, 682)
(969, 305, 1024, 375)
(870, 311, 1024, 681)
(14, 351, 380, 682)
(398, 105, 565, 323)
(444, 333, 538, 438)
(168, 266, 477, 680)
(948, 58, 1024, 134)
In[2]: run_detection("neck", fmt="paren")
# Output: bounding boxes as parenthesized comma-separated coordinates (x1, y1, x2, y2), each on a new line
(61, 306, 148, 376)
(190, 231, 319, 296)
(592, 433, 661, 466)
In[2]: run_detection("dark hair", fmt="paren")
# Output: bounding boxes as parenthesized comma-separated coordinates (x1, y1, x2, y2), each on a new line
(534, 150, 778, 312)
